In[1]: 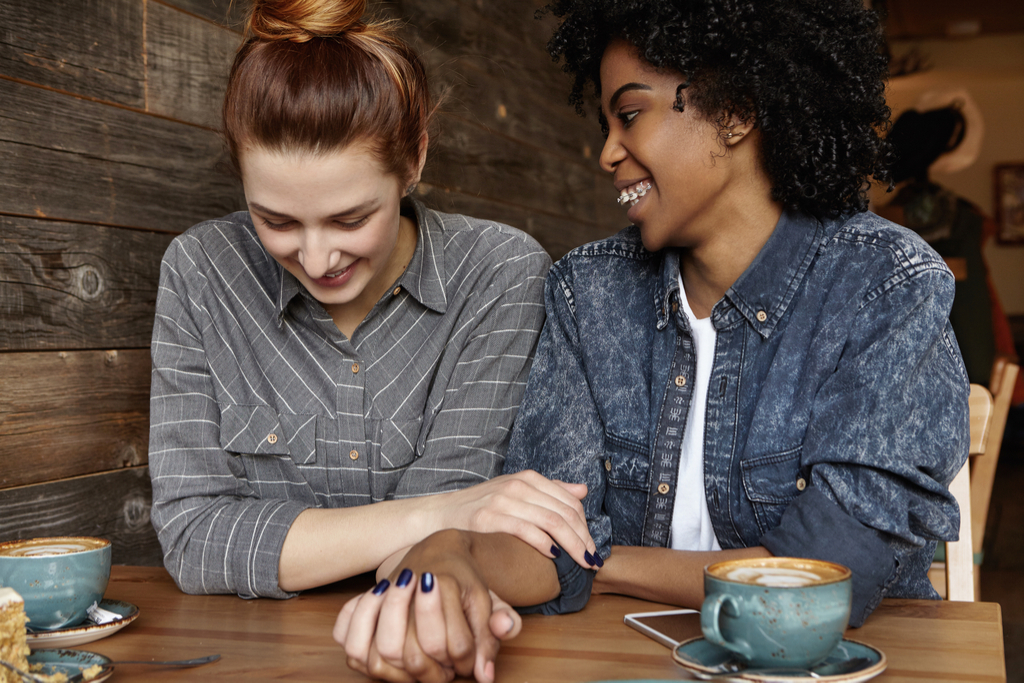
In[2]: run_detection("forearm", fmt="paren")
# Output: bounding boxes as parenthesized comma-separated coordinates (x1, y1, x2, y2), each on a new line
(593, 545, 772, 608)
(279, 494, 460, 592)
(393, 529, 561, 607)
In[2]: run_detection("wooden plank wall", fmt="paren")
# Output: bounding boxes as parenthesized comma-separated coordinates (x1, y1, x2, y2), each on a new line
(0, 0, 620, 567)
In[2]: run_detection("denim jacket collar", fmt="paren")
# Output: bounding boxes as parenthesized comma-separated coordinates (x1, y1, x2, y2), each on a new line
(657, 209, 831, 338)
(275, 197, 448, 326)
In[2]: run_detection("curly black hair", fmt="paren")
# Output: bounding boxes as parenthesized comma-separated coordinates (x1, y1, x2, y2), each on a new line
(544, 0, 894, 218)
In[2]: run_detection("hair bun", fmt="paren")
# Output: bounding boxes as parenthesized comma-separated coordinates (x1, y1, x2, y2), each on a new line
(248, 0, 367, 42)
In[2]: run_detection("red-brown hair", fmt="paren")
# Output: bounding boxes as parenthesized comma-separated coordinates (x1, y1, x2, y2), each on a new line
(223, 0, 431, 183)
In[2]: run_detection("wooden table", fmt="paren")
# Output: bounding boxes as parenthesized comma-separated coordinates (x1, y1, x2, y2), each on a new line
(62, 566, 1005, 681)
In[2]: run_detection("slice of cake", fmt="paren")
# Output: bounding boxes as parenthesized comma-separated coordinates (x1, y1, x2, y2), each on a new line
(0, 587, 29, 683)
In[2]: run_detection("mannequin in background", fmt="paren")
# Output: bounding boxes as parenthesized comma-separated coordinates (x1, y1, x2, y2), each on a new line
(880, 105, 1014, 386)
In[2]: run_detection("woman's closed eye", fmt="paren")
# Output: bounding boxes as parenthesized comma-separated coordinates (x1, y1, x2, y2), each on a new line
(336, 216, 370, 230)
(617, 109, 639, 126)
(259, 216, 296, 231)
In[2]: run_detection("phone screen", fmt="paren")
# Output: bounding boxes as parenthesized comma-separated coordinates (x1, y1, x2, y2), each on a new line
(623, 609, 703, 648)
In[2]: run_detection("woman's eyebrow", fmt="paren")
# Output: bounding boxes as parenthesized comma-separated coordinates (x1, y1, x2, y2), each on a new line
(608, 82, 652, 110)
(249, 199, 376, 219)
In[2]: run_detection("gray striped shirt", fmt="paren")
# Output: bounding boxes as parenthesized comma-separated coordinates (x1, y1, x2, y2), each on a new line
(149, 199, 551, 598)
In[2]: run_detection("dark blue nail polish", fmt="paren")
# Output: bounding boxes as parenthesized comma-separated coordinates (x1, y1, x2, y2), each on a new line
(421, 572, 434, 593)
(372, 579, 390, 595)
(396, 568, 413, 588)
(594, 552, 604, 568)
(550, 544, 562, 558)
(584, 550, 596, 566)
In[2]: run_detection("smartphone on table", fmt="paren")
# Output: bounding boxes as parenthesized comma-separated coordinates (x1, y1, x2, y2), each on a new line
(623, 608, 702, 649)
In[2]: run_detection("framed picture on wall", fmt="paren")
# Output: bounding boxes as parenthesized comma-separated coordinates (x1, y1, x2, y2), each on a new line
(994, 163, 1024, 244)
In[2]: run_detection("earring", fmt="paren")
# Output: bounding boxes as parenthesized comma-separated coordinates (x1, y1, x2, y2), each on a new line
(405, 184, 418, 196)
(724, 131, 744, 140)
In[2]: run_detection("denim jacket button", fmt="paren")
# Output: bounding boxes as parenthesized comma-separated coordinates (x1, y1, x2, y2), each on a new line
(604, 459, 612, 471)
(657, 482, 670, 494)
(756, 310, 768, 322)
(674, 375, 687, 387)
(671, 301, 679, 313)
(796, 477, 807, 491)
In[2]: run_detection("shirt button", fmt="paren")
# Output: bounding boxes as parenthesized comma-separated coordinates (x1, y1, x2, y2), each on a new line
(266, 433, 278, 444)
(674, 375, 687, 387)
(604, 459, 612, 471)
(657, 482, 670, 494)
(349, 450, 360, 461)
(756, 310, 768, 322)
(796, 477, 807, 491)
(351, 363, 360, 374)
(393, 287, 401, 296)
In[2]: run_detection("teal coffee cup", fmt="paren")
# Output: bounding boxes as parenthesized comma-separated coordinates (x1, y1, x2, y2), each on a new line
(700, 557, 852, 669)
(0, 536, 111, 630)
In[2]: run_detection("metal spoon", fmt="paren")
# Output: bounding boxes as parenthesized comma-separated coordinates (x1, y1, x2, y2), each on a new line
(65, 654, 220, 682)
(691, 655, 873, 680)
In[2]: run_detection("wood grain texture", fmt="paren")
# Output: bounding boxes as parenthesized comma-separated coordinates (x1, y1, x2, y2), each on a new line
(416, 184, 620, 260)
(0, 349, 151, 488)
(0, 216, 174, 350)
(424, 114, 614, 230)
(0, 0, 145, 106)
(0, 78, 245, 232)
(146, 1, 239, 129)
(83, 568, 1007, 682)
(0, 468, 162, 566)
(155, 0, 249, 30)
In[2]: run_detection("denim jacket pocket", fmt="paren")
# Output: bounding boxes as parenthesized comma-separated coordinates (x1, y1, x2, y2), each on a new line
(368, 417, 423, 471)
(603, 433, 650, 491)
(219, 405, 318, 465)
(741, 447, 805, 535)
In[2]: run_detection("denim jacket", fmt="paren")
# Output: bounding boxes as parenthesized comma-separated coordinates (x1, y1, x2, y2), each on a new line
(505, 209, 969, 626)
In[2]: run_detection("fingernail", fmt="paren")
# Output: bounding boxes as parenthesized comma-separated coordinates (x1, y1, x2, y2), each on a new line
(421, 571, 434, 593)
(396, 568, 413, 588)
(372, 579, 390, 595)
(594, 552, 604, 568)
(504, 613, 516, 635)
(584, 550, 596, 566)
(550, 544, 562, 558)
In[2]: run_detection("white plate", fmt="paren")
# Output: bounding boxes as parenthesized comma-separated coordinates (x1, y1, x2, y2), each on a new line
(27, 649, 113, 683)
(27, 599, 139, 648)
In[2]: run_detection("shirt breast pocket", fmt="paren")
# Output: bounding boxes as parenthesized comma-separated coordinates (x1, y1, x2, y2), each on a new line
(740, 447, 805, 536)
(603, 434, 650, 491)
(219, 404, 318, 465)
(368, 417, 423, 472)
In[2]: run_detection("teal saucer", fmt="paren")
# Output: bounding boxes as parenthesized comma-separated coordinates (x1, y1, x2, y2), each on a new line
(27, 649, 114, 683)
(673, 636, 887, 682)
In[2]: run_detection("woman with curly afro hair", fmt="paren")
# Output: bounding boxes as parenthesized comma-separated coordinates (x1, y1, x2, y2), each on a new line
(334, 1, 969, 679)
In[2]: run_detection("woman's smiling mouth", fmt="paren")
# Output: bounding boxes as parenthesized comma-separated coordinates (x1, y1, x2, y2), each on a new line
(616, 180, 652, 207)
(314, 261, 358, 287)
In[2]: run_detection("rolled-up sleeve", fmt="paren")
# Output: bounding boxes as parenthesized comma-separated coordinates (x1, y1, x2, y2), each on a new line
(149, 239, 306, 599)
(762, 265, 969, 626)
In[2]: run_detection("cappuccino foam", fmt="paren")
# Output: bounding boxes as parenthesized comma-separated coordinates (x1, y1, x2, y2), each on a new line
(0, 537, 108, 558)
(725, 566, 823, 587)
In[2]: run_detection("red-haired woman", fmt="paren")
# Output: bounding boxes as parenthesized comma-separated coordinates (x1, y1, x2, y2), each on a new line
(147, 0, 595, 657)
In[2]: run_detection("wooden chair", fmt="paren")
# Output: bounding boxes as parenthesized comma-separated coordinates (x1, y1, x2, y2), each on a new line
(933, 358, 1019, 601)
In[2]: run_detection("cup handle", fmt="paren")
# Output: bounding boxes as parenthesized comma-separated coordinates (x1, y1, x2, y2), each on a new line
(701, 593, 754, 661)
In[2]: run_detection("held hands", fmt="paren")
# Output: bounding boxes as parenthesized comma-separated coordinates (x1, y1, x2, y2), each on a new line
(438, 470, 599, 571)
(335, 532, 519, 683)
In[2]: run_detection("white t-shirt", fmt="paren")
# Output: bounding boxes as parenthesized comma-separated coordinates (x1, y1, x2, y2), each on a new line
(669, 275, 722, 551)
